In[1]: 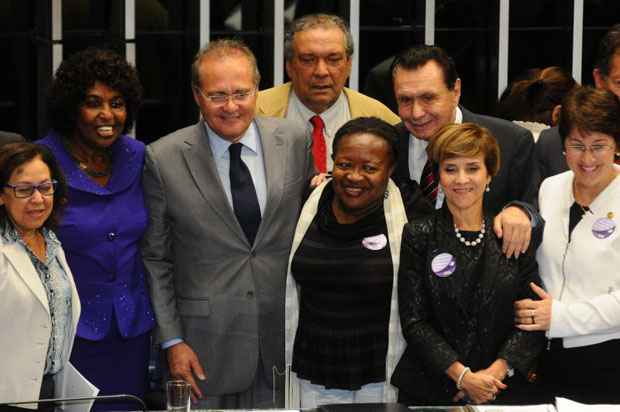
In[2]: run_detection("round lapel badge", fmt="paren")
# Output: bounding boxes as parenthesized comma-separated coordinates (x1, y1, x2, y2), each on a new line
(431, 252, 456, 278)
(362, 234, 388, 251)
(592, 217, 616, 239)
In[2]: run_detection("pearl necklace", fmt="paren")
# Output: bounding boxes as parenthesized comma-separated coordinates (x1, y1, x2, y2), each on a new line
(454, 220, 486, 247)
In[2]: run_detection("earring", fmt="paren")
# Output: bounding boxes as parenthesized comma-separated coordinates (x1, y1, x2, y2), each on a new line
(485, 184, 490, 193)
(562, 151, 566, 156)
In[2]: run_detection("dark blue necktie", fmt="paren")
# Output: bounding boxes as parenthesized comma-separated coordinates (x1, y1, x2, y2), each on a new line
(229, 143, 261, 244)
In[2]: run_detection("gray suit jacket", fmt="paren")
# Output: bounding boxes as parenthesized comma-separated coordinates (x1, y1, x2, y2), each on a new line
(142, 116, 314, 395)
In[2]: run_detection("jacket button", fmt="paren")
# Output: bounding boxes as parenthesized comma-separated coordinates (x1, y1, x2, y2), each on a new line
(108, 232, 117, 240)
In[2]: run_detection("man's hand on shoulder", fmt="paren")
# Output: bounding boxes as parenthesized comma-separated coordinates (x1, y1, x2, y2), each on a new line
(493, 206, 531, 258)
(309, 172, 330, 189)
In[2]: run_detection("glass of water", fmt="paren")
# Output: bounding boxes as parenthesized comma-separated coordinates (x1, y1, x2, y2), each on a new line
(166, 380, 191, 412)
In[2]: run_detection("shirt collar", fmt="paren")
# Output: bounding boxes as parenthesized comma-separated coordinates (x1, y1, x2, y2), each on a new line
(204, 121, 260, 159)
(1, 223, 61, 261)
(454, 106, 463, 124)
(289, 90, 348, 136)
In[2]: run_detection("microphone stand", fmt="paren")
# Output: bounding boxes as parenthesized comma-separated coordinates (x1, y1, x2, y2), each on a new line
(0, 394, 147, 412)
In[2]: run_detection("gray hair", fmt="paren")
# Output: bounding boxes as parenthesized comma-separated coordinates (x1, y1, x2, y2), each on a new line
(284, 14, 354, 61)
(191, 38, 261, 89)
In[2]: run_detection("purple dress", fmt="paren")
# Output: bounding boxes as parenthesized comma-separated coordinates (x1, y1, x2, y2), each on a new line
(38, 132, 155, 408)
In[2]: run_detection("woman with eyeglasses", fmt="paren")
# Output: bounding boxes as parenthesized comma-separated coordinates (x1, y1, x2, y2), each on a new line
(37, 48, 155, 409)
(514, 86, 620, 403)
(0, 143, 80, 410)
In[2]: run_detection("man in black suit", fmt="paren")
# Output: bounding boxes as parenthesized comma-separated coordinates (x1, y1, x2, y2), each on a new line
(391, 45, 537, 256)
(535, 24, 620, 185)
(0, 131, 25, 146)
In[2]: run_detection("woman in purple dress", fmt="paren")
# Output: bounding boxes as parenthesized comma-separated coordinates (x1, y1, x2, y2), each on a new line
(38, 48, 155, 410)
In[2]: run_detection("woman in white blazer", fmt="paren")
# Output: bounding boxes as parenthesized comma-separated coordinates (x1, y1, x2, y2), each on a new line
(0, 143, 80, 410)
(514, 86, 620, 403)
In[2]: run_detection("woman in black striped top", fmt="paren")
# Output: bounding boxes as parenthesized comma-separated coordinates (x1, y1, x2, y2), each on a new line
(284, 117, 431, 408)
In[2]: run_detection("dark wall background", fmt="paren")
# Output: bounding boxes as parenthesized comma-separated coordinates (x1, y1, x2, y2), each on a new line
(0, 0, 618, 142)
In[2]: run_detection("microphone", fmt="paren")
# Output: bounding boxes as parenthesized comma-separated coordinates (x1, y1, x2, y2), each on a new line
(0, 394, 147, 412)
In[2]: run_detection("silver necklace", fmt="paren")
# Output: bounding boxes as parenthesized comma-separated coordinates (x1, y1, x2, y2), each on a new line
(454, 220, 486, 247)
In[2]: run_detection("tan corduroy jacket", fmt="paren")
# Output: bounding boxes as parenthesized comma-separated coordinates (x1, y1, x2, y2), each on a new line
(256, 82, 401, 125)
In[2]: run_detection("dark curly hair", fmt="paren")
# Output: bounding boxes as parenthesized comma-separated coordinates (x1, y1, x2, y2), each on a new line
(0, 142, 68, 230)
(48, 48, 143, 137)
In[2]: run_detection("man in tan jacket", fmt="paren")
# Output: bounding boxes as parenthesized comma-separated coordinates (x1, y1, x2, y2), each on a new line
(256, 13, 399, 172)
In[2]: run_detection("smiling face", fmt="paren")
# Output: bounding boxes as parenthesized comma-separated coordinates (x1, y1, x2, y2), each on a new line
(286, 27, 352, 114)
(439, 154, 490, 215)
(394, 60, 461, 141)
(0, 156, 54, 236)
(193, 53, 257, 142)
(331, 133, 394, 224)
(565, 128, 618, 191)
(74, 81, 127, 149)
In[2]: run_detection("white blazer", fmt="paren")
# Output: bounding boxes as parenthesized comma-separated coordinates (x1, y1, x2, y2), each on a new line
(0, 235, 80, 408)
(538, 168, 620, 348)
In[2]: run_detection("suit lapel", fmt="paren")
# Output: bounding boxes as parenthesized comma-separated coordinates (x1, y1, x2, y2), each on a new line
(394, 123, 411, 182)
(4, 242, 50, 314)
(254, 117, 285, 245)
(460, 106, 475, 123)
(181, 124, 248, 245)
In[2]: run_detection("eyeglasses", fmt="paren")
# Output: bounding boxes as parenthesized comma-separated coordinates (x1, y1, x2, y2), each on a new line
(565, 144, 614, 156)
(195, 88, 255, 105)
(4, 180, 58, 198)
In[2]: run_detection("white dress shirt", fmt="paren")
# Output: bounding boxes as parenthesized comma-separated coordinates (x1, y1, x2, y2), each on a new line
(205, 121, 267, 215)
(286, 91, 351, 171)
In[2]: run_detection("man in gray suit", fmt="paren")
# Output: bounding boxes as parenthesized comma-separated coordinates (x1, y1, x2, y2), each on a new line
(142, 39, 314, 408)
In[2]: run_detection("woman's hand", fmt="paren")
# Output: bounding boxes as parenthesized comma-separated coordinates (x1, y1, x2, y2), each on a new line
(459, 370, 507, 404)
(479, 358, 510, 381)
(514, 282, 553, 331)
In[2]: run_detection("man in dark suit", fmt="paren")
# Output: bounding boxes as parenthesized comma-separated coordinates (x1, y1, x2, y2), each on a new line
(0, 131, 25, 146)
(535, 23, 620, 185)
(142, 39, 314, 409)
(391, 45, 537, 257)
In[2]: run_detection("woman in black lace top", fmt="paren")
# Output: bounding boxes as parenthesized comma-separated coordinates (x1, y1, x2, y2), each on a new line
(392, 123, 545, 405)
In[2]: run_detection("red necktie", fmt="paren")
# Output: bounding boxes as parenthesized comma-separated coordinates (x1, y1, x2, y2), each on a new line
(420, 158, 439, 202)
(310, 115, 327, 173)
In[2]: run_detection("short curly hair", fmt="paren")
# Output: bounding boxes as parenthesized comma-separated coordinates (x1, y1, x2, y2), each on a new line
(48, 48, 143, 137)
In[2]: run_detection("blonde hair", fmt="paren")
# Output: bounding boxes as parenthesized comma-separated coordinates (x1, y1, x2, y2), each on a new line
(428, 123, 501, 177)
